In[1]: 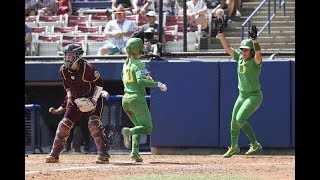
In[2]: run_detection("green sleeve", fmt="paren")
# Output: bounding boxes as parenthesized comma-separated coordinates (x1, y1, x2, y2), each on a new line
(137, 79, 158, 87)
(233, 50, 241, 61)
(135, 63, 158, 88)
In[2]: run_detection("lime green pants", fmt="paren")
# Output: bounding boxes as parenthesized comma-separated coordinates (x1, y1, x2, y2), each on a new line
(122, 93, 152, 153)
(230, 90, 263, 147)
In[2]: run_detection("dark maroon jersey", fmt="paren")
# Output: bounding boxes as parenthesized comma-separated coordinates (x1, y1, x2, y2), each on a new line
(60, 60, 103, 99)
(61, 95, 68, 108)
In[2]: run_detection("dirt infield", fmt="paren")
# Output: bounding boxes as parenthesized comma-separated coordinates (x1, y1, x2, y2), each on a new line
(25, 153, 294, 180)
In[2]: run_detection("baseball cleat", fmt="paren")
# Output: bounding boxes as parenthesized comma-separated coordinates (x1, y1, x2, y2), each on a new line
(223, 146, 240, 158)
(121, 127, 132, 149)
(95, 154, 110, 164)
(245, 143, 262, 155)
(45, 154, 59, 163)
(130, 152, 143, 162)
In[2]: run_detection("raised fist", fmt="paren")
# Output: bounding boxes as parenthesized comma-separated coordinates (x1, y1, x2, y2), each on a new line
(248, 25, 258, 40)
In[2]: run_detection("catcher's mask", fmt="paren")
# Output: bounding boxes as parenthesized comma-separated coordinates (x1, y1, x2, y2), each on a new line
(63, 44, 84, 68)
(239, 38, 255, 57)
(125, 38, 144, 55)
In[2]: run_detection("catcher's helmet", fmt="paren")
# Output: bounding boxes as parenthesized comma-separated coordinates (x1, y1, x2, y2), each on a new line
(63, 44, 84, 68)
(125, 38, 144, 55)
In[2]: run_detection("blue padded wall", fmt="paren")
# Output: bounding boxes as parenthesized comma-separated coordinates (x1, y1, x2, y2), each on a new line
(219, 60, 292, 148)
(150, 60, 220, 147)
(291, 61, 295, 147)
(25, 62, 127, 81)
(25, 63, 62, 81)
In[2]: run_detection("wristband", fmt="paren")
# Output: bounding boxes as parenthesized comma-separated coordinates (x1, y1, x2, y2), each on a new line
(92, 86, 103, 102)
(67, 91, 72, 98)
(253, 42, 261, 51)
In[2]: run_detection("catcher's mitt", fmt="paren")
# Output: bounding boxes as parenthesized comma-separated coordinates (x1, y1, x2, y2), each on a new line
(74, 97, 96, 112)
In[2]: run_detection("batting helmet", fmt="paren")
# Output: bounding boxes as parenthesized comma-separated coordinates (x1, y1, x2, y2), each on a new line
(125, 38, 144, 55)
(239, 38, 255, 57)
(239, 38, 254, 50)
(63, 44, 84, 68)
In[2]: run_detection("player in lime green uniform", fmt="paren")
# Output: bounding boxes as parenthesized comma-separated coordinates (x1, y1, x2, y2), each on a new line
(121, 38, 167, 162)
(215, 19, 263, 158)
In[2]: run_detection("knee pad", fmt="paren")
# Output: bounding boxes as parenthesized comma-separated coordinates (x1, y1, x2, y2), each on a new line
(56, 118, 74, 138)
(88, 115, 104, 137)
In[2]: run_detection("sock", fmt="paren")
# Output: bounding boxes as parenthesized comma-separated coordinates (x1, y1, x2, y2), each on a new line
(131, 134, 141, 153)
(231, 128, 240, 147)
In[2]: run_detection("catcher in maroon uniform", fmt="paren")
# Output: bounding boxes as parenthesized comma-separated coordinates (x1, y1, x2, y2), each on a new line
(45, 44, 110, 163)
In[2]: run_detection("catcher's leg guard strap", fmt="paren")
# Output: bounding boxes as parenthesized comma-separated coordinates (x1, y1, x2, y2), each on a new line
(88, 115, 108, 156)
(50, 118, 74, 157)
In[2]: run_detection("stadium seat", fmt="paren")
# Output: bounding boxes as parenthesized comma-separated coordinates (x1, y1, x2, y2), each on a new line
(62, 34, 87, 55)
(65, 14, 92, 27)
(86, 35, 108, 55)
(37, 34, 62, 56)
(38, 15, 64, 30)
(52, 26, 78, 35)
(90, 15, 111, 27)
(25, 15, 39, 27)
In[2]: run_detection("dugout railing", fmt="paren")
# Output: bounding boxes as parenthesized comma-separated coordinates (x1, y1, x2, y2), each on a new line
(241, 0, 287, 40)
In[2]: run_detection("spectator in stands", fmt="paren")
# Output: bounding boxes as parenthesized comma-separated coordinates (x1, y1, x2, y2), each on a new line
(132, 0, 156, 15)
(186, 0, 208, 31)
(159, 0, 173, 15)
(215, 19, 263, 158)
(206, 0, 224, 20)
(37, 0, 56, 16)
(25, 0, 37, 16)
(174, 0, 184, 15)
(206, 0, 225, 37)
(56, 0, 73, 15)
(97, 5, 137, 55)
(25, 24, 32, 55)
(225, 0, 242, 22)
(136, 10, 162, 56)
(112, 0, 134, 15)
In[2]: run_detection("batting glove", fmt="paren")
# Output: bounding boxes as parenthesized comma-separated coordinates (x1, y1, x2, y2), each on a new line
(248, 25, 258, 40)
(158, 82, 167, 92)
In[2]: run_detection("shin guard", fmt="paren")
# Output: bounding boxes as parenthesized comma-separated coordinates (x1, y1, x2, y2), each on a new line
(88, 116, 108, 156)
(50, 118, 74, 157)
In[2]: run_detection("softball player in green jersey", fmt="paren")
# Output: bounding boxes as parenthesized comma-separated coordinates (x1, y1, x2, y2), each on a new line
(121, 38, 167, 162)
(215, 19, 263, 158)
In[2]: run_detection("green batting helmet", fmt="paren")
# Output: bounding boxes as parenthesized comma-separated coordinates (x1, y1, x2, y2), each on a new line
(239, 38, 254, 50)
(125, 38, 144, 55)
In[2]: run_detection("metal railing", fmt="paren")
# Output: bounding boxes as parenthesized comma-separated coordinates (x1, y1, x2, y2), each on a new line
(241, 0, 287, 40)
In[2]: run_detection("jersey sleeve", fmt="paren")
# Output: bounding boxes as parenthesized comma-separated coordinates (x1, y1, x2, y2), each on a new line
(233, 50, 241, 61)
(135, 63, 158, 88)
(83, 61, 103, 86)
(59, 65, 70, 90)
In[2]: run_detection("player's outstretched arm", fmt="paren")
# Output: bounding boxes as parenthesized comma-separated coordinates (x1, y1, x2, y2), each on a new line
(216, 18, 234, 58)
(249, 25, 262, 64)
